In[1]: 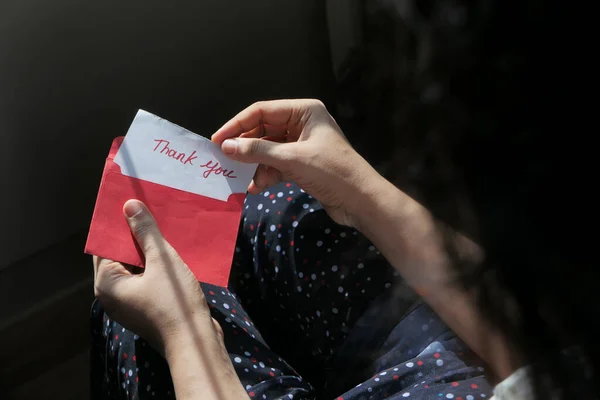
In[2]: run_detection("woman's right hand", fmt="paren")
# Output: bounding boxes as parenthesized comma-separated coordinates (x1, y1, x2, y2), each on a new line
(211, 99, 384, 228)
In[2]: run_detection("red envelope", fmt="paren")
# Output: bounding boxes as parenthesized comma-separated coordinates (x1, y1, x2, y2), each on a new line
(85, 137, 247, 288)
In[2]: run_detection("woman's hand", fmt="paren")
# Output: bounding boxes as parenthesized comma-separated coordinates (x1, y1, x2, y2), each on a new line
(211, 99, 385, 228)
(94, 199, 249, 399)
(93, 199, 219, 356)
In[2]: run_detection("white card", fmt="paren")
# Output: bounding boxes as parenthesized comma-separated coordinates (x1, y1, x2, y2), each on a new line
(114, 110, 257, 202)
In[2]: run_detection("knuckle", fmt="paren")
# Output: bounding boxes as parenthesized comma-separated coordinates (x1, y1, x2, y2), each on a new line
(248, 139, 263, 156)
(133, 218, 155, 240)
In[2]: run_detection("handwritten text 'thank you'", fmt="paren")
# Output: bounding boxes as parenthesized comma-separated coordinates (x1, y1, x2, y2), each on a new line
(153, 139, 238, 179)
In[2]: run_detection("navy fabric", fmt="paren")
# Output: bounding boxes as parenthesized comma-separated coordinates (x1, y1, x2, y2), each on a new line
(90, 183, 493, 399)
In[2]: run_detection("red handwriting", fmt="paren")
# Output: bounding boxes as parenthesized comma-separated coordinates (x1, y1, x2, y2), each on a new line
(199, 160, 237, 179)
(153, 139, 198, 165)
(153, 139, 237, 179)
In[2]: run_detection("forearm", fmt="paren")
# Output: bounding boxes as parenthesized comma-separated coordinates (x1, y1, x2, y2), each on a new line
(352, 171, 521, 379)
(164, 319, 249, 400)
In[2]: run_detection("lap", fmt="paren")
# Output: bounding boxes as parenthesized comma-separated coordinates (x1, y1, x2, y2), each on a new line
(90, 183, 493, 399)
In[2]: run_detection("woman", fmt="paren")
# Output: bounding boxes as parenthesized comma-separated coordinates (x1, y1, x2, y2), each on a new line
(91, 97, 595, 399)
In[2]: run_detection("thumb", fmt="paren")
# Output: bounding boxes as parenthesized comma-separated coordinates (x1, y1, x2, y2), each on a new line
(123, 200, 167, 262)
(221, 138, 291, 168)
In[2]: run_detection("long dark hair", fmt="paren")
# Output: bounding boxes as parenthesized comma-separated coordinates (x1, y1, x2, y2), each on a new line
(334, 0, 597, 398)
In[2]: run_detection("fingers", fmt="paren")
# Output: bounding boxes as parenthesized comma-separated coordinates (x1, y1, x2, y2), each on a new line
(211, 99, 324, 143)
(248, 164, 282, 194)
(220, 137, 293, 169)
(123, 200, 170, 263)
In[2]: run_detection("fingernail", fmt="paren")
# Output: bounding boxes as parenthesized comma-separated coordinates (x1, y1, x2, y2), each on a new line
(124, 200, 143, 218)
(222, 139, 238, 154)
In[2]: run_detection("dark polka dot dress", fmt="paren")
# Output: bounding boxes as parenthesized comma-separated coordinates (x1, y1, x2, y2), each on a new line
(90, 182, 493, 399)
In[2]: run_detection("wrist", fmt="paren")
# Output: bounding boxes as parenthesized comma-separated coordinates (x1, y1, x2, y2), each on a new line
(163, 314, 223, 362)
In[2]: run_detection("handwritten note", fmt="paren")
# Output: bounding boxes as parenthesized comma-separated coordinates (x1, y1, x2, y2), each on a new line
(113, 110, 257, 201)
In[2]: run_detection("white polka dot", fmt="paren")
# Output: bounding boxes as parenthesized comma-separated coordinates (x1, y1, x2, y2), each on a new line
(257, 204, 263, 210)
(380, 371, 387, 375)
(316, 311, 321, 317)
(406, 362, 414, 368)
(325, 228, 331, 234)
(274, 266, 279, 273)
(357, 263, 364, 269)
(368, 387, 373, 392)
(331, 265, 338, 272)
(317, 240, 323, 247)
(310, 208, 315, 212)
(311, 274, 317, 280)
(394, 368, 399, 371)
(369, 245, 375, 251)
(466, 396, 474, 400)
(340, 232, 347, 237)
(259, 362, 265, 368)
(244, 351, 251, 356)
(332, 308, 339, 314)
(385, 282, 392, 288)
(446, 394, 454, 399)
(374, 378, 380, 382)
(297, 286, 302, 292)
(276, 245, 281, 252)
(234, 357, 242, 363)
(402, 393, 411, 398)
(338, 287, 344, 293)
(303, 204, 309, 209)
(422, 324, 429, 331)
(223, 303, 231, 310)
(481, 395, 487, 398)
(292, 221, 299, 227)
(298, 272, 304, 278)
(277, 192, 284, 198)
(436, 359, 444, 366)
(146, 385, 151, 391)
(270, 224, 276, 232)
(263, 191, 270, 197)
(266, 209, 270, 213)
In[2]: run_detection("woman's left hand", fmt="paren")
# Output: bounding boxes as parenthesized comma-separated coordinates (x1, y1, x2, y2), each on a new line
(93, 199, 221, 356)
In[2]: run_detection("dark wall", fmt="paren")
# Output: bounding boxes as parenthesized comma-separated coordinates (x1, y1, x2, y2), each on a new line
(0, 0, 333, 270)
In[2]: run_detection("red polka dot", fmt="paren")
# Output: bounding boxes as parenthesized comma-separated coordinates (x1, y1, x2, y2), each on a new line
(251, 358, 257, 363)
(249, 391, 255, 397)
(424, 385, 429, 389)
(269, 194, 275, 199)
(457, 397, 463, 400)
(471, 383, 478, 389)
(278, 224, 282, 228)
(277, 211, 281, 215)
(123, 353, 128, 359)
(433, 353, 440, 358)
(336, 397, 344, 400)
(286, 183, 292, 187)
(250, 225, 255, 231)
(135, 377, 139, 383)
(132, 355, 136, 361)
(269, 371, 275, 377)
(417, 360, 423, 366)
(393, 375, 399, 380)
(209, 291, 215, 295)
(292, 215, 297, 220)
(452, 382, 459, 387)
(287, 197, 292, 202)
(232, 309, 237, 314)
(115, 335, 119, 340)
(290, 241, 294, 246)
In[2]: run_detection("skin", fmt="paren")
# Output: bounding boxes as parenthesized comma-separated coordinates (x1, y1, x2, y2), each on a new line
(93, 99, 521, 399)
